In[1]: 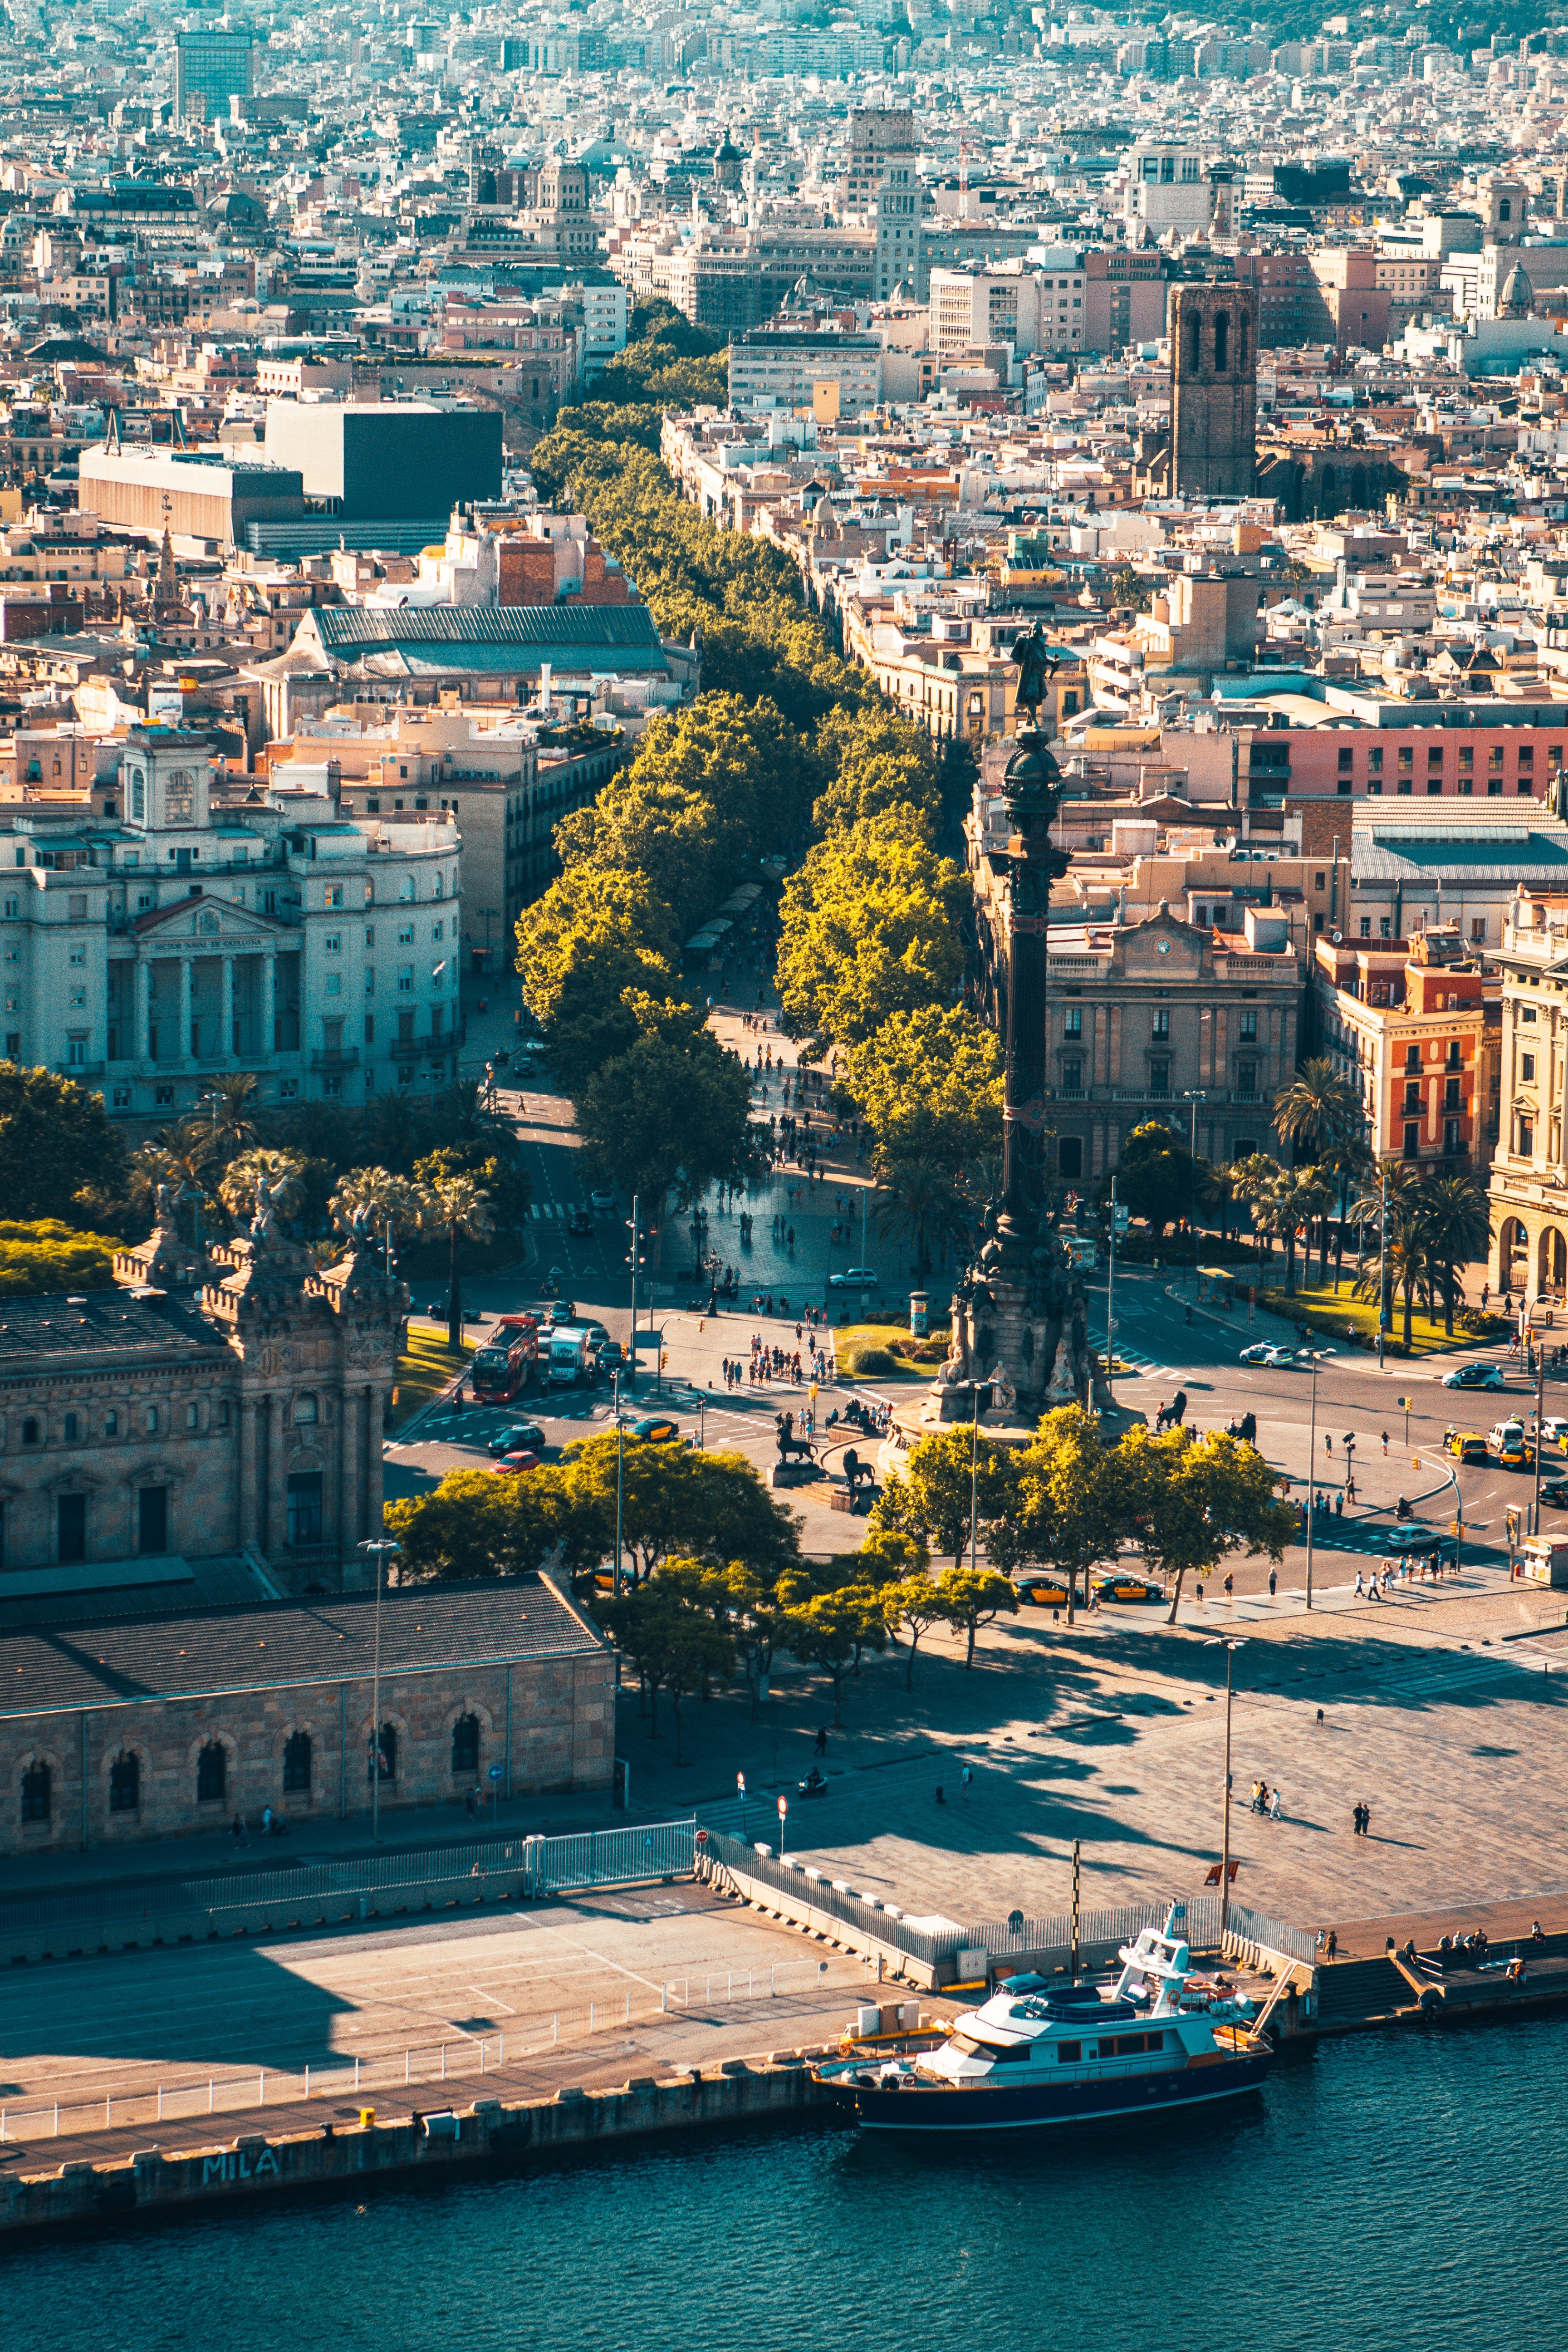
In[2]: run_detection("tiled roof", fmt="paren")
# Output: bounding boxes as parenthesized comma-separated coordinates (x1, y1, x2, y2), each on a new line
(0, 1577, 602, 1718)
(0, 1291, 223, 1372)
(308, 604, 662, 653)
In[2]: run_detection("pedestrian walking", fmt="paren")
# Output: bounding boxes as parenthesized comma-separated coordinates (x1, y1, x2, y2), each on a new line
(1381, 1431, 1389, 1455)
(961, 1764, 973, 1798)
(1335, 1491, 1344, 1519)
(814, 1725, 828, 1757)
(1346, 1472, 1357, 1504)
(1269, 1787, 1282, 1821)
(1362, 1802, 1372, 1838)
(1316, 1706, 1324, 1725)
(1354, 1568, 1365, 1597)
(1268, 1569, 1277, 1597)
(1326, 1928, 1338, 1958)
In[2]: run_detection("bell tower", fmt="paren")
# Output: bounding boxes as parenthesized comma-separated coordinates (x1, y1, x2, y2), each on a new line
(1169, 284, 1259, 499)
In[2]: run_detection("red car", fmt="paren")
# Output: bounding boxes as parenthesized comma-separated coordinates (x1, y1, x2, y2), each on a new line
(492, 1450, 541, 1476)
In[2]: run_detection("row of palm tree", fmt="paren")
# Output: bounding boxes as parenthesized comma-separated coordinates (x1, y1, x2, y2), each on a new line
(132, 1072, 500, 1347)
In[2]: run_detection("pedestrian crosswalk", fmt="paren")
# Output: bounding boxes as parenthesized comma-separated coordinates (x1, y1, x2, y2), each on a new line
(1107, 1348, 1179, 1382)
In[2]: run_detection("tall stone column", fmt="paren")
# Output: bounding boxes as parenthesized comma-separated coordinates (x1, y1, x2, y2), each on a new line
(367, 1387, 385, 1538)
(179, 959, 193, 1063)
(222, 955, 235, 1058)
(261, 955, 276, 1058)
(135, 961, 151, 1063)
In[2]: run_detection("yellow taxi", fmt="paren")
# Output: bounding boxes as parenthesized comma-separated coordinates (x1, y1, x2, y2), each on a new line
(1445, 1430, 1490, 1465)
(1092, 1574, 1166, 1606)
(1016, 1576, 1073, 1609)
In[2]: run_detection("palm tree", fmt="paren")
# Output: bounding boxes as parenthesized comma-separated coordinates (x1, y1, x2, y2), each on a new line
(1269, 1166, 1330, 1295)
(1230, 1152, 1283, 1265)
(1317, 1133, 1377, 1290)
(872, 1152, 961, 1274)
(218, 1148, 306, 1230)
(1274, 1057, 1361, 1164)
(206, 1071, 261, 1161)
(363, 1088, 428, 1175)
(1353, 1185, 1431, 1351)
(427, 1173, 495, 1349)
(1349, 1160, 1424, 1338)
(1275, 1057, 1366, 1285)
(136, 1116, 217, 1244)
(328, 1166, 429, 1260)
(1417, 1168, 1493, 1335)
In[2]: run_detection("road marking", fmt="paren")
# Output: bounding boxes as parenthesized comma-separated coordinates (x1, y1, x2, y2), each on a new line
(523, 1929, 674, 1997)
(471, 1985, 518, 2014)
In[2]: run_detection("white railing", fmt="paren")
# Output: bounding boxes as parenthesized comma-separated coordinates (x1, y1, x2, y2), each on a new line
(0, 1956, 845, 2146)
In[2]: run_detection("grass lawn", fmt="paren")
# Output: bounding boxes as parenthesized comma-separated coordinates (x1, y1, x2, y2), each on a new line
(392, 1325, 476, 1427)
(834, 1319, 950, 1380)
(1257, 1281, 1475, 1357)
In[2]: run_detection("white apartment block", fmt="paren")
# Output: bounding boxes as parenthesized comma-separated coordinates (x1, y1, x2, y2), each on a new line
(930, 261, 1086, 358)
(0, 728, 462, 1124)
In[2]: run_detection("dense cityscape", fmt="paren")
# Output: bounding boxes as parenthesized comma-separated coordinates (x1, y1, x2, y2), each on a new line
(3, 2, 1568, 2337)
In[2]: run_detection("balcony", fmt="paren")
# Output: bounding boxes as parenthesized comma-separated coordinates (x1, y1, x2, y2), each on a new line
(310, 1048, 361, 1071)
(58, 1059, 105, 1079)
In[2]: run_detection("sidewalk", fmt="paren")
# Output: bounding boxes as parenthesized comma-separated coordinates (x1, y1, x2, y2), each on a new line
(0, 1781, 672, 1909)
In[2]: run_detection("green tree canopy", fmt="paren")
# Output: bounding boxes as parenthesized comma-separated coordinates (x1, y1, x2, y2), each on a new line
(844, 1003, 1004, 1174)
(0, 1219, 118, 1296)
(928, 1564, 1019, 1668)
(776, 805, 969, 1050)
(384, 1465, 585, 1581)
(515, 866, 678, 1031)
(0, 1063, 128, 1224)
(1115, 1425, 1296, 1622)
(575, 1026, 755, 1211)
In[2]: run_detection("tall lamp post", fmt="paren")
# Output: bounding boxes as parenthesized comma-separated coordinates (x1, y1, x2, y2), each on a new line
(1182, 1090, 1207, 1281)
(1303, 1348, 1336, 1612)
(359, 1539, 402, 1844)
(1205, 1636, 1246, 1941)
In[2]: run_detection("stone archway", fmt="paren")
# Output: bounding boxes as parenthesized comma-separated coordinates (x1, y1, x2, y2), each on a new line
(1541, 1227, 1568, 1296)
(1499, 1215, 1529, 1291)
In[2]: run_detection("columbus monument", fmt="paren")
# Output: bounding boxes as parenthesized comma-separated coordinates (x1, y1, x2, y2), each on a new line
(931, 713, 1105, 1426)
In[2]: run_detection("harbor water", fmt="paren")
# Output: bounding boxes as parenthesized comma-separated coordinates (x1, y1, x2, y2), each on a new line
(7, 2017, 1568, 2349)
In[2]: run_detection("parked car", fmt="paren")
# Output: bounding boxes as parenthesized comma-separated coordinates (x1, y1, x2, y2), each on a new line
(491, 1450, 541, 1476)
(1093, 1574, 1165, 1606)
(488, 1422, 546, 1456)
(1441, 1363, 1506, 1390)
(828, 1266, 879, 1290)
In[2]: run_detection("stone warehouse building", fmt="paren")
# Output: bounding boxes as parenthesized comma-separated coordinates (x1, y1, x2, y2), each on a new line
(0, 1577, 612, 1858)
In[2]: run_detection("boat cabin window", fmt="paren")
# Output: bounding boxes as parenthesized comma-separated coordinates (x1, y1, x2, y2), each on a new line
(949, 2033, 1034, 2063)
(1106, 2031, 1166, 2055)
(1056, 2041, 1082, 2063)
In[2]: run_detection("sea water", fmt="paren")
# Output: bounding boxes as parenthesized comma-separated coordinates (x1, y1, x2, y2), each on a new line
(7, 2017, 1567, 2351)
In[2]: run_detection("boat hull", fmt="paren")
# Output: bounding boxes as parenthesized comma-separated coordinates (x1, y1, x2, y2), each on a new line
(836, 2049, 1272, 2134)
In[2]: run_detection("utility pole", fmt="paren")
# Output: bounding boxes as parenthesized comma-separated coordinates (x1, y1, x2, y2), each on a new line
(612, 1366, 625, 1592)
(1532, 1337, 1546, 1540)
(1206, 1637, 1245, 1943)
(358, 1539, 401, 1844)
(1105, 1173, 1119, 1399)
(969, 1383, 981, 1576)
(1376, 1161, 1390, 1371)
(627, 1193, 640, 1398)
(1304, 1349, 1335, 1612)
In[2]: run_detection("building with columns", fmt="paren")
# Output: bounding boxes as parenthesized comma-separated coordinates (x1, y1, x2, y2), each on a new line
(0, 726, 461, 1126)
(1490, 890, 1568, 1299)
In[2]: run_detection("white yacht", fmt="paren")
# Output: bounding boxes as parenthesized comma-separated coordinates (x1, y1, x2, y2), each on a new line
(817, 1909, 1274, 2134)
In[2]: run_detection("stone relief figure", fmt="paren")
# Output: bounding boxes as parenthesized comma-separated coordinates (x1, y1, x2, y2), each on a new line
(987, 1364, 1018, 1417)
(251, 1174, 277, 1240)
(937, 1323, 973, 1387)
(155, 1180, 173, 1226)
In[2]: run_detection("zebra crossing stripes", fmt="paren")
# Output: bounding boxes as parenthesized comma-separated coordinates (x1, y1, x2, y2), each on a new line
(1109, 1347, 1178, 1381)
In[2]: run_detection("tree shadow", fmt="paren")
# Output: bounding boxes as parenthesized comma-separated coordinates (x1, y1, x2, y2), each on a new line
(0, 1938, 358, 2076)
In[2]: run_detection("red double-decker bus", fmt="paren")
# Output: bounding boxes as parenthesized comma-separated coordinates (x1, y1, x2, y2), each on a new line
(471, 1314, 539, 1403)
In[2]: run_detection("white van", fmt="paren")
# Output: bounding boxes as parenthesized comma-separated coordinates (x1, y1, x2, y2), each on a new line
(548, 1326, 593, 1387)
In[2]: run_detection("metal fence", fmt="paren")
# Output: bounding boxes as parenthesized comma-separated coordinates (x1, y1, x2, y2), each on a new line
(0, 1820, 699, 1948)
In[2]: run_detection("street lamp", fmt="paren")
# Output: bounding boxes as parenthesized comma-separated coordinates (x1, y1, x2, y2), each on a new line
(777, 1792, 788, 1863)
(737, 1770, 747, 1842)
(1182, 1091, 1206, 1281)
(358, 1538, 402, 1845)
(1204, 1636, 1246, 1942)
(1303, 1349, 1337, 1612)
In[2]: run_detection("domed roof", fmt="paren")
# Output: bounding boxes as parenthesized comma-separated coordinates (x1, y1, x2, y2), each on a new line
(1502, 260, 1534, 315)
(714, 129, 744, 162)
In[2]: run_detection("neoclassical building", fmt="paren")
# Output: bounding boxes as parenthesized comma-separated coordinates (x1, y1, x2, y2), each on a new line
(1491, 888, 1568, 1297)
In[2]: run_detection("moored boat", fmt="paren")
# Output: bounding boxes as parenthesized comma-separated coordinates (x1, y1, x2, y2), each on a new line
(815, 1907, 1273, 2133)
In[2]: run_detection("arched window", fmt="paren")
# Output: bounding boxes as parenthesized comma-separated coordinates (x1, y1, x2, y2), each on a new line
(1238, 312, 1249, 375)
(1185, 310, 1201, 373)
(283, 1730, 312, 1793)
(1214, 310, 1230, 372)
(164, 769, 195, 823)
(130, 768, 145, 821)
(451, 1714, 480, 1775)
(196, 1742, 226, 1803)
(21, 1761, 50, 1822)
(369, 1722, 397, 1782)
(109, 1752, 140, 1813)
